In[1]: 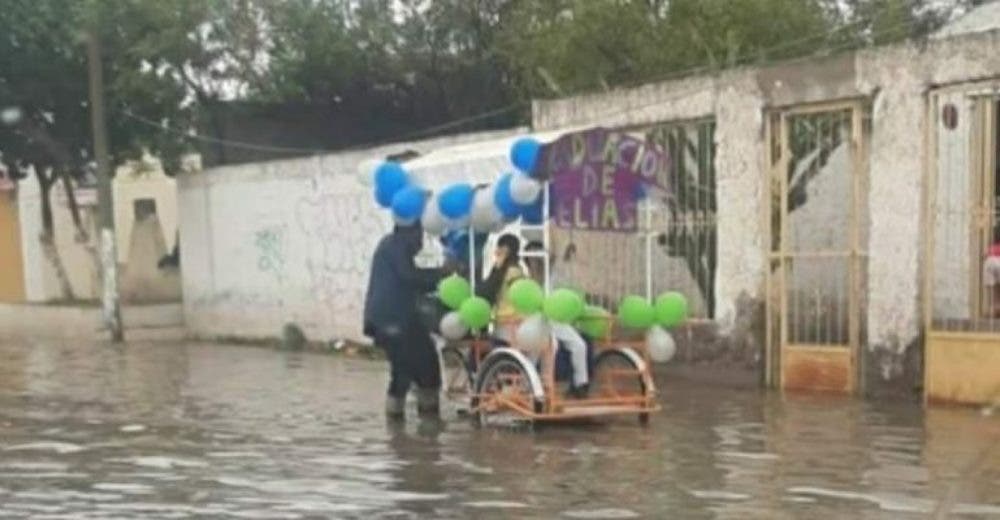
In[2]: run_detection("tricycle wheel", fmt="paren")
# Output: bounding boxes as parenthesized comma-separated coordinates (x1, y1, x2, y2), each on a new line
(474, 350, 543, 428)
(592, 348, 652, 425)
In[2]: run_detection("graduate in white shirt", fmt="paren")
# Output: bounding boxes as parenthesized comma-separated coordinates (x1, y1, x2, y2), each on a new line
(523, 241, 590, 398)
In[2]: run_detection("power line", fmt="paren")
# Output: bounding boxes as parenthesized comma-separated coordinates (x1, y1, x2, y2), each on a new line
(122, 110, 327, 155)
(120, 101, 523, 157)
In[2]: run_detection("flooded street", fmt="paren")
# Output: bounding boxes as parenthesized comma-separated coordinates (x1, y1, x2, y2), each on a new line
(0, 340, 997, 519)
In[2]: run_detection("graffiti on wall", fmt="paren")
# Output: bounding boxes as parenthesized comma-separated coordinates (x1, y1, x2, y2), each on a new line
(295, 190, 388, 318)
(254, 225, 288, 283)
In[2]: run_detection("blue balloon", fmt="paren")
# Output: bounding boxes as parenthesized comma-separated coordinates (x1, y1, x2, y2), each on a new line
(442, 229, 488, 264)
(438, 183, 475, 220)
(493, 174, 521, 221)
(374, 162, 409, 208)
(391, 185, 425, 221)
(510, 137, 541, 175)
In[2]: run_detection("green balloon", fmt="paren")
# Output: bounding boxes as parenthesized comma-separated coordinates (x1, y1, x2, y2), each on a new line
(577, 305, 611, 339)
(459, 296, 492, 330)
(508, 279, 545, 315)
(655, 292, 689, 328)
(438, 274, 471, 310)
(618, 295, 655, 329)
(544, 289, 585, 323)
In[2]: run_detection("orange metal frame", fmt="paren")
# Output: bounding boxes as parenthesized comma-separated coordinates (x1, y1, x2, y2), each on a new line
(467, 317, 660, 422)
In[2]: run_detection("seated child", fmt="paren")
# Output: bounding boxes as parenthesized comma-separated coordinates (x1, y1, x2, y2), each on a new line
(524, 241, 591, 398)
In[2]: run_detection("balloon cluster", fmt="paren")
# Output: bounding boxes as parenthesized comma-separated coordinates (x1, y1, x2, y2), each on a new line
(435, 274, 491, 338)
(374, 162, 426, 226)
(616, 292, 688, 363)
(372, 137, 545, 234)
(371, 137, 690, 364)
(505, 280, 689, 363)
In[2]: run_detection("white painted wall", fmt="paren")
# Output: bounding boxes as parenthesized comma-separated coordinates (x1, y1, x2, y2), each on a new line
(15, 157, 184, 303)
(179, 129, 527, 342)
(113, 158, 179, 264)
(17, 174, 100, 302)
(18, 176, 47, 302)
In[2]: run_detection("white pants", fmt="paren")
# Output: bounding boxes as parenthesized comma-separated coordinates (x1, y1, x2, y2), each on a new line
(550, 322, 589, 387)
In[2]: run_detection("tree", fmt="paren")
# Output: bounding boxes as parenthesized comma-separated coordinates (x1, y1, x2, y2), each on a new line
(258, 0, 518, 138)
(496, 0, 666, 97)
(496, 0, 836, 99)
(113, 0, 270, 164)
(496, 0, 962, 99)
(835, 0, 958, 46)
(0, 0, 191, 300)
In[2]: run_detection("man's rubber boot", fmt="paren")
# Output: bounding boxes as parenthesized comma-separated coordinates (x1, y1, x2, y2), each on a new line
(385, 395, 406, 420)
(416, 388, 440, 418)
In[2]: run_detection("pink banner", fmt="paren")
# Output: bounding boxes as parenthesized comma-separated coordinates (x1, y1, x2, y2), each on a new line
(540, 128, 670, 232)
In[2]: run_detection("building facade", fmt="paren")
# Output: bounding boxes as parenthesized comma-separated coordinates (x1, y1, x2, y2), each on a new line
(178, 24, 1000, 403)
(532, 27, 1000, 401)
(0, 159, 180, 304)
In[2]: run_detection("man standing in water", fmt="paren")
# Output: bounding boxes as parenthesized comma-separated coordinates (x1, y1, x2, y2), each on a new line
(364, 223, 445, 419)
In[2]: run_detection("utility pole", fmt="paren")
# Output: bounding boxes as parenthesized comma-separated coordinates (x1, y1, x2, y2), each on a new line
(86, 31, 123, 343)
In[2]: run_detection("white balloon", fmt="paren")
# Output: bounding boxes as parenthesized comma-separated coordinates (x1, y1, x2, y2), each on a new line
(510, 173, 542, 205)
(421, 194, 448, 236)
(440, 312, 469, 341)
(646, 325, 676, 363)
(470, 185, 504, 233)
(516, 313, 551, 359)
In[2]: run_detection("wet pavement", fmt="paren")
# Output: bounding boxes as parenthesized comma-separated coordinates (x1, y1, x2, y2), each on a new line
(0, 340, 998, 519)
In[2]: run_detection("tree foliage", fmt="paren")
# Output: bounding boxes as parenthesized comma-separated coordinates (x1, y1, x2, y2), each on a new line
(0, 0, 194, 180)
(496, 0, 961, 99)
(1, 0, 968, 178)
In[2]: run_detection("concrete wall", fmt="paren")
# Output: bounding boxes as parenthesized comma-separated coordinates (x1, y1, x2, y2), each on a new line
(533, 30, 1000, 394)
(179, 129, 526, 343)
(13, 159, 183, 304)
(17, 175, 100, 302)
(113, 159, 183, 304)
(120, 214, 182, 303)
(113, 159, 179, 264)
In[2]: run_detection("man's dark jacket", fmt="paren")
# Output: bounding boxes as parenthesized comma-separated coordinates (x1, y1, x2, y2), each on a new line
(363, 225, 441, 338)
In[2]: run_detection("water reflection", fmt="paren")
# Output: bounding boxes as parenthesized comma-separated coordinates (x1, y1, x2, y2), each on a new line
(0, 339, 996, 519)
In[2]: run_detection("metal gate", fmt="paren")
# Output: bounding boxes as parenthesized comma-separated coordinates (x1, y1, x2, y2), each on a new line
(766, 101, 867, 393)
(924, 86, 1000, 405)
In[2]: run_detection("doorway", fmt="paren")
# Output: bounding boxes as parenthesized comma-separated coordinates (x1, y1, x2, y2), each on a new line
(766, 101, 868, 394)
(925, 89, 1000, 405)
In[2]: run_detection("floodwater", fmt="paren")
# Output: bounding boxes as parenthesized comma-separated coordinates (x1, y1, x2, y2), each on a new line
(0, 340, 997, 520)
